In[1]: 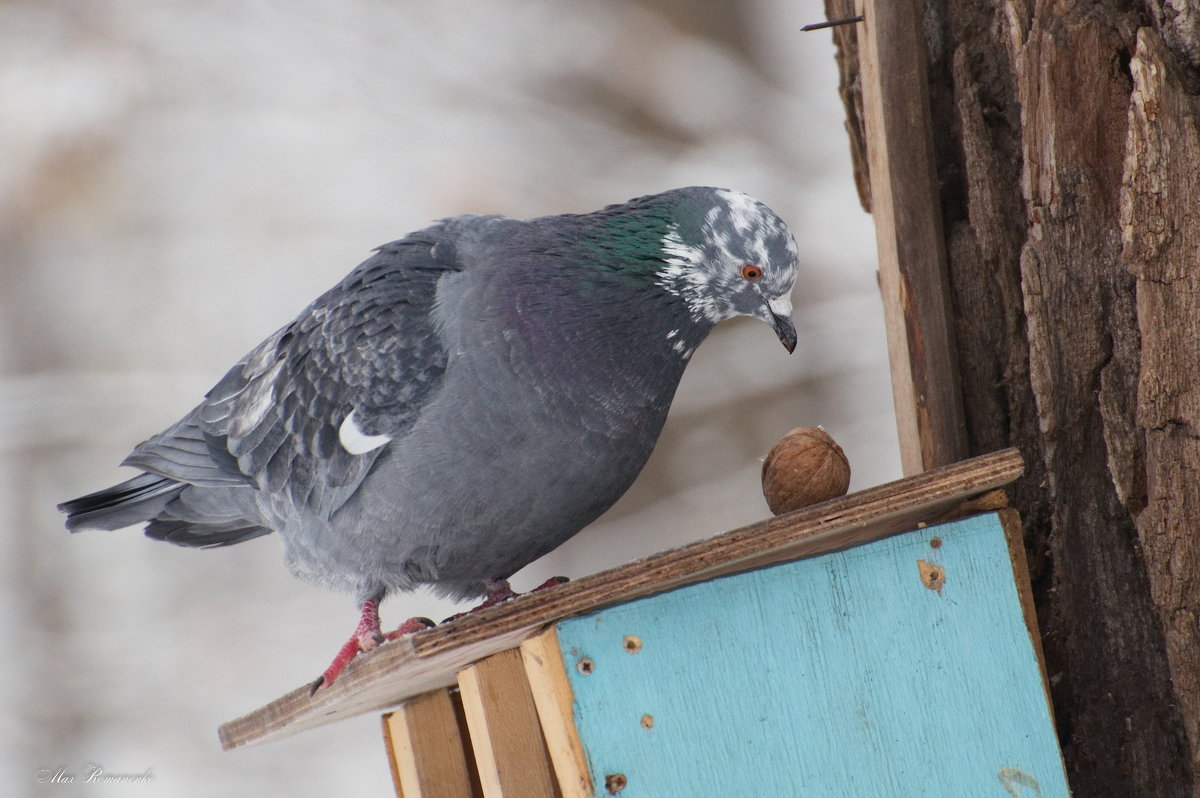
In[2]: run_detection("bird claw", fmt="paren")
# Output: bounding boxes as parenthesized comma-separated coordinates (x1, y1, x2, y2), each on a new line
(383, 616, 436, 641)
(311, 603, 434, 693)
(441, 576, 569, 623)
(311, 632, 367, 694)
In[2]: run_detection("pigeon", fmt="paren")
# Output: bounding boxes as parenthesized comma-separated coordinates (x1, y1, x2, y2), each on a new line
(58, 186, 799, 688)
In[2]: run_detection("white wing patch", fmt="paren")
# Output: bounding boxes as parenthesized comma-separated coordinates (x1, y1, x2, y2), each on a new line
(339, 409, 392, 455)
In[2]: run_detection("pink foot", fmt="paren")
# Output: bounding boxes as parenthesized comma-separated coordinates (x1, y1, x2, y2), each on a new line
(478, 578, 519, 608)
(442, 576, 569, 623)
(310, 601, 434, 694)
(383, 615, 437, 642)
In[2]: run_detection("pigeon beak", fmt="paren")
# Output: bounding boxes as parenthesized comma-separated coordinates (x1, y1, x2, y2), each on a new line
(772, 312, 797, 353)
(766, 295, 797, 353)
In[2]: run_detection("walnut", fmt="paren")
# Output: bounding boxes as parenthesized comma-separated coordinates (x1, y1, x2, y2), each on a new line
(761, 427, 851, 515)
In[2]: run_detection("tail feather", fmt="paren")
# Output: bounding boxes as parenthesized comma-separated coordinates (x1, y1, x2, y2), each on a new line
(58, 474, 183, 532)
(145, 518, 271, 548)
(60, 472, 273, 548)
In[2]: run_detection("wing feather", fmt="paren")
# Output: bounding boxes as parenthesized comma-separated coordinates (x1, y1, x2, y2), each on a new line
(125, 226, 461, 520)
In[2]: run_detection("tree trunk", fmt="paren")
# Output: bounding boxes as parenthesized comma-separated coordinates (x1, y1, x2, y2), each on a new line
(826, 1, 1200, 795)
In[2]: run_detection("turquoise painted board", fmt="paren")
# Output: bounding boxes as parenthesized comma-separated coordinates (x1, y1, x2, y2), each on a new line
(555, 512, 1068, 797)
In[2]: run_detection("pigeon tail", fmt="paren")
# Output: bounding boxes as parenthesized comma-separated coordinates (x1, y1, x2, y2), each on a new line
(59, 473, 271, 548)
(58, 473, 183, 533)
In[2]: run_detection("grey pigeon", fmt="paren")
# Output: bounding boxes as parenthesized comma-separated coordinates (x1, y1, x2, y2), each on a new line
(59, 186, 799, 687)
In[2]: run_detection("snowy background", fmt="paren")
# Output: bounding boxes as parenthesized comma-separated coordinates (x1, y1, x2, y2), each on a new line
(3, 1, 899, 795)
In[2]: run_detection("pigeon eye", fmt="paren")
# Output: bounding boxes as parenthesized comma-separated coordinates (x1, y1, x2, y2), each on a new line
(741, 264, 763, 281)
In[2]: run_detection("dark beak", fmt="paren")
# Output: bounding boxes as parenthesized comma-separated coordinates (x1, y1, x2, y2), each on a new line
(771, 310, 797, 353)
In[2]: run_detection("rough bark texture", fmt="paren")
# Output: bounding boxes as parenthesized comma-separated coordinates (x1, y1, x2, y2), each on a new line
(1122, 22, 1200, 786)
(826, 0, 1200, 794)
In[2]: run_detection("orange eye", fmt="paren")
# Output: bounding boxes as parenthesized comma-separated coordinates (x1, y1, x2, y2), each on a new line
(741, 264, 763, 281)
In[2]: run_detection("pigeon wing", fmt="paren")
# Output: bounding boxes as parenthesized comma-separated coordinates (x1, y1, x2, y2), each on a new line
(126, 228, 460, 520)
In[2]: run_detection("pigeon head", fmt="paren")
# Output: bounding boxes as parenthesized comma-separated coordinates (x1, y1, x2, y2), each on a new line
(651, 187, 799, 353)
(570, 186, 799, 356)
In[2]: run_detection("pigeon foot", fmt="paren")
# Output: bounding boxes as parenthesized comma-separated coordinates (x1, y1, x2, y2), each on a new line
(383, 615, 437, 641)
(310, 601, 433, 694)
(479, 577, 519, 607)
(441, 576, 569, 623)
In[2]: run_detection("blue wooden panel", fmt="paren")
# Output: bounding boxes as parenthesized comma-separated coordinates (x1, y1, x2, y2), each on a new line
(555, 512, 1068, 797)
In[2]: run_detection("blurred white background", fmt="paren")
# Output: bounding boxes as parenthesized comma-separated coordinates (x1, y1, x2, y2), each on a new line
(3, 1, 899, 795)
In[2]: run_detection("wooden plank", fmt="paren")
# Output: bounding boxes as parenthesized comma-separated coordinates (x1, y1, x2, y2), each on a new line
(998, 507, 1055, 724)
(447, 688, 484, 793)
(382, 713, 404, 798)
(856, 0, 967, 474)
(218, 448, 1022, 750)
(457, 649, 560, 798)
(520, 628, 592, 798)
(381, 689, 481, 798)
(556, 513, 1069, 796)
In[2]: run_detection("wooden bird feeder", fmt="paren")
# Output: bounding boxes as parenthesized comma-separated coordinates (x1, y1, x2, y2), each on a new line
(220, 450, 1069, 796)
(220, 1, 1072, 794)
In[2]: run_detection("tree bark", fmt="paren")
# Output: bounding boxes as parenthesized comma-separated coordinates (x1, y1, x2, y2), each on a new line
(826, 1, 1200, 795)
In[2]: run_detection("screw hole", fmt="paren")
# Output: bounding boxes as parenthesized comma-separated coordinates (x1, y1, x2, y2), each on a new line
(605, 773, 628, 794)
